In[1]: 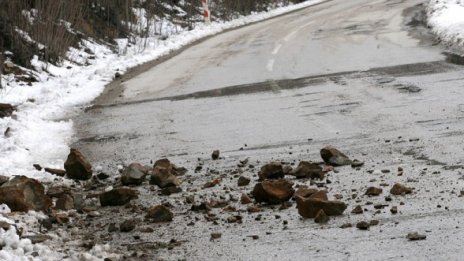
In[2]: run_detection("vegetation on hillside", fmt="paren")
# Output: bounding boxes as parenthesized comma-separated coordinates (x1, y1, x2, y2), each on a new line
(0, 0, 302, 75)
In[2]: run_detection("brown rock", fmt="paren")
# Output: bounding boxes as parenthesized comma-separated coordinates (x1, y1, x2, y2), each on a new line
(258, 162, 284, 180)
(121, 163, 147, 186)
(296, 196, 347, 218)
(33, 164, 42, 171)
(340, 223, 352, 229)
(211, 150, 220, 160)
(99, 188, 138, 206)
(351, 205, 363, 214)
(160, 186, 182, 195)
(314, 209, 329, 223)
(0, 187, 31, 212)
(252, 179, 294, 204)
(365, 187, 383, 196)
(237, 176, 250, 187)
(55, 194, 74, 210)
(247, 205, 262, 213)
(351, 159, 364, 168)
(407, 232, 426, 241)
(320, 146, 352, 166)
(356, 221, 370, 230)
(240, 193, 252, 204)
(293, 186, 319, 199)
(0, 176, 52, 212)
(210, 233, 222, 240)
(390, 206, 398, 214)
(64, 149, 92, 180)
(150, 160, 181, 188)
(390, 183, 413, 195)
(44, 168, 66, 177)
(119, 219, 137, 232)
(145, 205, 173, 222)
(290, 161, 324, 180)
(0, 103, 14, 118)
(309, 190, 328, 201)
(203, 178, 220, 189)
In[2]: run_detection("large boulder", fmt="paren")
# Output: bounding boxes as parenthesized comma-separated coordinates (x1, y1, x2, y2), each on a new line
(320, 146, 352, 166)
(252, 179, 294, 204)
(64, 149, 92, 180)
(99, 187, 138, 206)
(290, 161, 324, 179)
(296, 196, 347, 218)
(0, 176, 52, 212)
(121, 163, 147, 186)
(258, 162, 285, 180)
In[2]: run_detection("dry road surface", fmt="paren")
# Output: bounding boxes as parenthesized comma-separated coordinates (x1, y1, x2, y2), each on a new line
(74, 0, 464, 260)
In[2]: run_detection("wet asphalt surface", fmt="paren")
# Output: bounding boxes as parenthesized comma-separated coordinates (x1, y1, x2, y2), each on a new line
(69, 0, 464, 260)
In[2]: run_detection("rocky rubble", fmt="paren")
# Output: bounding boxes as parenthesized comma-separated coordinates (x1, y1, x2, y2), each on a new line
(0, 144, 438, 259)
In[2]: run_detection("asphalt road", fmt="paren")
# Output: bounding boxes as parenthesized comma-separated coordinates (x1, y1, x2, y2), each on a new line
(73, 0, 464, 260)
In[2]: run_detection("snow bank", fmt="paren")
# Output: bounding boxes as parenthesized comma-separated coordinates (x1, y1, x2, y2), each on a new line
(0, 0, 326, 180)
(427, 0, 464, 50)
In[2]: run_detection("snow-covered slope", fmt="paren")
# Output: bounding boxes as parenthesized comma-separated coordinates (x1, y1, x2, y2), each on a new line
(427, 0, 464, 50)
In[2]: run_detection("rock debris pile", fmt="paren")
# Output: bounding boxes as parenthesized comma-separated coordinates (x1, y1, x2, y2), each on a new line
(0, 145, 429, 259)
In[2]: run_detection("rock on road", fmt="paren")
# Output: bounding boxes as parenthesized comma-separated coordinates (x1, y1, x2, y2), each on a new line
(74, 0, 464, 260)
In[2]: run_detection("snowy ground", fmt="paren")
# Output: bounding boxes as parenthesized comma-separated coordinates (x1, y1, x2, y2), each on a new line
(427, 0, 464, 51)
(0, 1, 327, 260)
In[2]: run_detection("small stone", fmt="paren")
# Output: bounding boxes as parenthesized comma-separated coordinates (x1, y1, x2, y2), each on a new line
(120, 219, 137, 232)
(252, 179, 294, 204)
(150, 160, 181, 188)
(290, 161, 324, 180)
(64, 148, 92, 180)
(293, 186, 319, 199)
(237, 176, 250, 187)
(296, 196, 347, 218)
(340, 223, 352, 229)
(390, 206, 398, 214)
(99, 188, 138, 206)
(210, 233, 222, 240)
(390, 183, 413, 195)
(203, 179, 220, 189)
(258, 162, 284, 180)
(369, 220, 380, 226)
(44, 168, 66, 177)
(240, 193, 252, 205)
(351, 159, 364, 168)
(55, 193, 74, 210)
(314, 209, 329, 224)
(121, 163, 147, 186)
(320, 146, 352, 166)
(356, 221, 370, 230)
(212, 150, 220, 160)
(406, 232, 426, 241)
(351, 205, 363, 214)
(365, 187, 383, 196)
(108, 223, 118, 233)
(0, 103, 15, 118)
(247, 205, 262, 213)
(145, 205, 173, 222)
(33, 164, 42, 171)
(161, 186, 182, 195)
